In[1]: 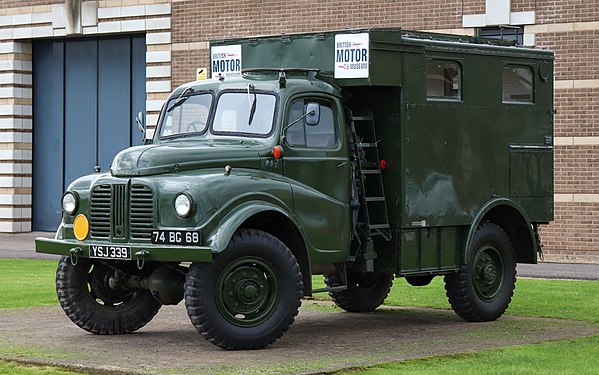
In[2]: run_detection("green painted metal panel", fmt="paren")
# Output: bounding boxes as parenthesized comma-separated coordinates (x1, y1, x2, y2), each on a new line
(420, 228, 438, 270)
(35, 237, 212, 262)
(439, 227, 460, 268)
(400, 230, 419, 273)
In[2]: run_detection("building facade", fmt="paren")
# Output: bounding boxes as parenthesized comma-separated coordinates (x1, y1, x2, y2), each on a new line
(0, 0, 597, 261)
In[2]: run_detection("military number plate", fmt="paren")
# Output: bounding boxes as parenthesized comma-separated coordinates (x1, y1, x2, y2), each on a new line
(89, 245, 131, 260)
(151, 230, 202, 246)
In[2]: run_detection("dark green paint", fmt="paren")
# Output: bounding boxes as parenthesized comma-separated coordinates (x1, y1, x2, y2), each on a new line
(35, 237, 212, 262)
(37, 28, 553, 281)
(216, 256, 280, 327)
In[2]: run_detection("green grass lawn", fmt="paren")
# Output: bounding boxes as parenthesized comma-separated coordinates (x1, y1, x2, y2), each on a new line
(0, 360, 79, 375)
(338, 334, 599, 375)
(0, 259, 58, 309)
(0, 259, 598, 374)
(312, 275, 599, 323)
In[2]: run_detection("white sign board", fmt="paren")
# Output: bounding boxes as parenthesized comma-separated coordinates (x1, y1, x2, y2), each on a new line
(334, 33, 369, 79)
(211, 44, 242, 79)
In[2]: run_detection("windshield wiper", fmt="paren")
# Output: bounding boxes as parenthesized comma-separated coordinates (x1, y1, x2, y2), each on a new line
(247, 84, 257, 125)
(167, 87, 194, 112)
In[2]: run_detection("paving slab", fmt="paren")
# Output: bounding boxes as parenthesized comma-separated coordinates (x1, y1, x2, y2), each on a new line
(0, 302, 597, 374)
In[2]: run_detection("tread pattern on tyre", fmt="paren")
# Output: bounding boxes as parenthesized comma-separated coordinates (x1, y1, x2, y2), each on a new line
(444, 223, 517, 322)
(56, 256, 162, 335)
(184, 229, 303, 350)
(325, 272, 393, 313)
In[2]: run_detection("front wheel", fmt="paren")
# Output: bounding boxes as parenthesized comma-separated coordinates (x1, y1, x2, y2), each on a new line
(444, 223, 516, 322)
(185, 229, 303, 350)
(56, 257, 162, 334)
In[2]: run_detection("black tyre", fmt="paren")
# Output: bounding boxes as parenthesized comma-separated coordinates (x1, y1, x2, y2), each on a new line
(324, 271, 393, 312)
(444, 223, 516, 322)
(185, 229, 303, 350)
(56, 256, 162, 334)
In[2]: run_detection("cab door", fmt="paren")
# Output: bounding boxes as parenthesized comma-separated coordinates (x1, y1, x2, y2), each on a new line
(282, 96, 351, 263)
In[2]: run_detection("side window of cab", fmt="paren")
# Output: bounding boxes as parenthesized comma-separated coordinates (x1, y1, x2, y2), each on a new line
(285, 99, 337, 148)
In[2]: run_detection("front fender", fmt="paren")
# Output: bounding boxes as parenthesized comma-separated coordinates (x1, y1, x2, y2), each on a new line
(205, 201, 302, 253)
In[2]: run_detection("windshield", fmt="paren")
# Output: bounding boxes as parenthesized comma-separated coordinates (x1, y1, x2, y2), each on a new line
(213, 92, 276, 136)
(160, 93, 212, 138)
(158, 90, 277, 139)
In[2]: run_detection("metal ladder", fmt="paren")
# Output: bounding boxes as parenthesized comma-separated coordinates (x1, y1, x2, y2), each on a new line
(349, 111, 392, 270)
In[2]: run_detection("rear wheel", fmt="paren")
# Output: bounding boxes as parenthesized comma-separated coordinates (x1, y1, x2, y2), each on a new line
(185, 229, 303, 350)
(325, 271, 393, 312)
(56, 257, 162, 334)
(444, 223, 516, 321)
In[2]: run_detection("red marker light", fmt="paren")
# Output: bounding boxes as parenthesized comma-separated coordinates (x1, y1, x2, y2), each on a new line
(380, 159, 387, 170)
(273, 146, 283, 159)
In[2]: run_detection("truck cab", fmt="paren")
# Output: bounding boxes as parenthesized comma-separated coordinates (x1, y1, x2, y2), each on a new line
(36, 28, 554, 350)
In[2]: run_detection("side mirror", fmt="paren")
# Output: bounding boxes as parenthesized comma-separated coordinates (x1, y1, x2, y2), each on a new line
(305, 103, 320, 126)
(136, 111, 152, 143)
(135, 111, 145, 133)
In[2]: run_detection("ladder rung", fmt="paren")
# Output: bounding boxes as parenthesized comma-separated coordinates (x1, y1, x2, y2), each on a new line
(361, 161, 378, 168)
(361, 170, 381, 175)
(352, 116, 373, 121)
(365, 197, 385, 202)
(358, 142, 377, 148)
(369, 224, 390, 230)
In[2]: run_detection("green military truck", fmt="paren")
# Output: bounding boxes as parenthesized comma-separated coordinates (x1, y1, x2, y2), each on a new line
(36, 28, 554, 350)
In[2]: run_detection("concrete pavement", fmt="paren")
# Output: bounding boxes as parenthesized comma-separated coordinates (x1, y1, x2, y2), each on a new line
(0, 231, 597, 280)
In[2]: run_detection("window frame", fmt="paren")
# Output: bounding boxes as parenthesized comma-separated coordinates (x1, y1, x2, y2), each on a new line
(284, 97, 339, 150)
(426, 59, 463, 102)
(157, 90, 214, 140)
(210, 89, 279, 138)
(502, 64, 534, 105)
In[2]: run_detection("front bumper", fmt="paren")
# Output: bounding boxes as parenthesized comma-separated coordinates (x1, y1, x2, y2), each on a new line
(35, 237, 213, 263)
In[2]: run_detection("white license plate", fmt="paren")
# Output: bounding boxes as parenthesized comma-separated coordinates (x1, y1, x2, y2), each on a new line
(89, 245, 131, 260)
(151, 230, 202, 245)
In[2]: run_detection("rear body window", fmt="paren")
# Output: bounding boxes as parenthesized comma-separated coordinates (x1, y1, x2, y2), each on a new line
(427, 60, 461, 100)
(503, 66, 533, 103)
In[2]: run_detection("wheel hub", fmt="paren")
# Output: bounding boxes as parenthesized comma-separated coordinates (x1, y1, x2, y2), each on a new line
(483, 264, 497, 284)
(238, 280, 261, 302)
(216, 258, 280, 327)
(472, 246, 504, 301)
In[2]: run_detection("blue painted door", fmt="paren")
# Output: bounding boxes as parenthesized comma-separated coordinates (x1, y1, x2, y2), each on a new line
(33, 35, 146, 231)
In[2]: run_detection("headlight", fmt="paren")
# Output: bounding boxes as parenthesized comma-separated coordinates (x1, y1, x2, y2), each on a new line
(174, 193, 192, 218)
(62, 192, 78, 215)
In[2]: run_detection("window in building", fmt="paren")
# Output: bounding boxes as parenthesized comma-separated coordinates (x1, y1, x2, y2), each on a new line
(502, 65, 533, 103)
(286, 99, 336, 148)
(426, 60, 462, 100)
(480, 26, 524, 45)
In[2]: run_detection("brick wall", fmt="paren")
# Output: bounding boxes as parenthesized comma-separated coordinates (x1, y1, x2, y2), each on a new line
(173, 0, 462, 43)
(555, 89, 599, 137)
(172, 49, 207, 88)
(0, 0, 62, 9)
(554, 146, 599, 194)
(511, 0, 536, 12)
(462, 0, 485, 15)
(536, 0, 599, 24)
(172, 0, 462, 84)
(536, 31, 599, 81)
(540, 203, 599, 256)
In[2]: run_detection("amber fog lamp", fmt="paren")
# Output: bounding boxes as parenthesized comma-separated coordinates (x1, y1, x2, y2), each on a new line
(174, 193, 192, 218)
(62, 192, 78, 215)
(73, 214, 89, 241)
